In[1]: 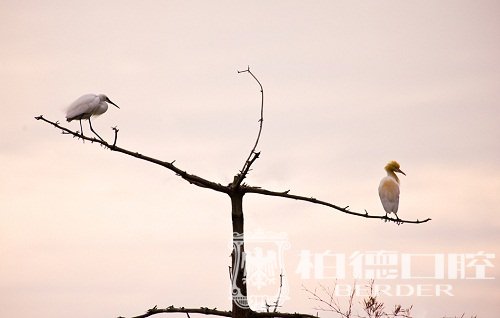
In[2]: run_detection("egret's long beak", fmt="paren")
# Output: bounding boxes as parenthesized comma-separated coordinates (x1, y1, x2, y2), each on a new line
(397, 169, 406, 176)
(107, 98, 120, 109)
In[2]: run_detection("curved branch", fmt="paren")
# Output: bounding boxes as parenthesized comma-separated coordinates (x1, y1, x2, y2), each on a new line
(234, 66, 264, 186)
(34, 115, 228, 194)
(244, 186, 431, 225)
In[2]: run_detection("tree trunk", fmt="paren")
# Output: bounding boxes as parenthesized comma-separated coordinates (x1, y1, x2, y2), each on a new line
(230, 192, 250, 318)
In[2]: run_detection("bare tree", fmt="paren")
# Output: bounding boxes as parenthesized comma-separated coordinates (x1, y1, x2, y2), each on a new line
(35, 67, 431, 318)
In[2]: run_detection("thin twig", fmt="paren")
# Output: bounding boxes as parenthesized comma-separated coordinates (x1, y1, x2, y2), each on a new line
(112, 126, 119, 147)
(235, 66, 264, 186)
(273, 270, 284, 313)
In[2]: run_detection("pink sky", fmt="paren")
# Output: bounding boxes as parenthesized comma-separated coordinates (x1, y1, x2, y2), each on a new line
(1, 1, 499, 317)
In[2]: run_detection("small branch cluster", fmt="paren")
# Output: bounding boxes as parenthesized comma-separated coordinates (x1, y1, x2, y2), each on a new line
(303, 280, 413, 318)
(265, 271, 284, 313)
(303, 283, 355, 318)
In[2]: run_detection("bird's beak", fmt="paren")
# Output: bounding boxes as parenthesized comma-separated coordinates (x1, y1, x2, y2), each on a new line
(397, 169, 406, 176)
(107, 98, 120, 109)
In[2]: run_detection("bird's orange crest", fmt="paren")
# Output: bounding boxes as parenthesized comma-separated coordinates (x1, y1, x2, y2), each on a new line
(385, 161, 401, 171)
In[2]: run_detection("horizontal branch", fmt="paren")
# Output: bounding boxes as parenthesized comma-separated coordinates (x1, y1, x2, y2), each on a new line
(34, 115, 228, 194)
(35, 115, 431, 225)
(244, 186, 431, 225)
(121, 305, 318, 318)
(253, 312, 317, 318)
(122, 306, 231, 318)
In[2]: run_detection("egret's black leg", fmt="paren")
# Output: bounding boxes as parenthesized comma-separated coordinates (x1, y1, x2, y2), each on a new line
(79, 119, 84, 136)
(88, 118, 104, 142)
(394, 212, 400, 222)
(78, 119, 86, 143)
(394, 212, 402, 225)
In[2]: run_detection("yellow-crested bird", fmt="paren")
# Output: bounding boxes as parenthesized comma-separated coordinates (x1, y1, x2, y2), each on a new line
(379, 161, 406, 219)
(66, 93, 119, 140)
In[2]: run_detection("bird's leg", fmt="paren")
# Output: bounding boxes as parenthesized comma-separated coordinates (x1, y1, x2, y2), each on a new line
(88, 118, 104, 142)
(79, 119, 84, 136)
(394, 213, 402, 225)
(78, 119, 85, 143)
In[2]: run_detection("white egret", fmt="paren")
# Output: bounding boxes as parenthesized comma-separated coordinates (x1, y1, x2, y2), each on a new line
(378, 160, 406, 219)
(66, 93, 119, 141)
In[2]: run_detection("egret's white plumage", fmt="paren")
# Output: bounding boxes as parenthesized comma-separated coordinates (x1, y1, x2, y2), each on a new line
(378, 161, 406, 218)
(66, 93, 119, 140)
